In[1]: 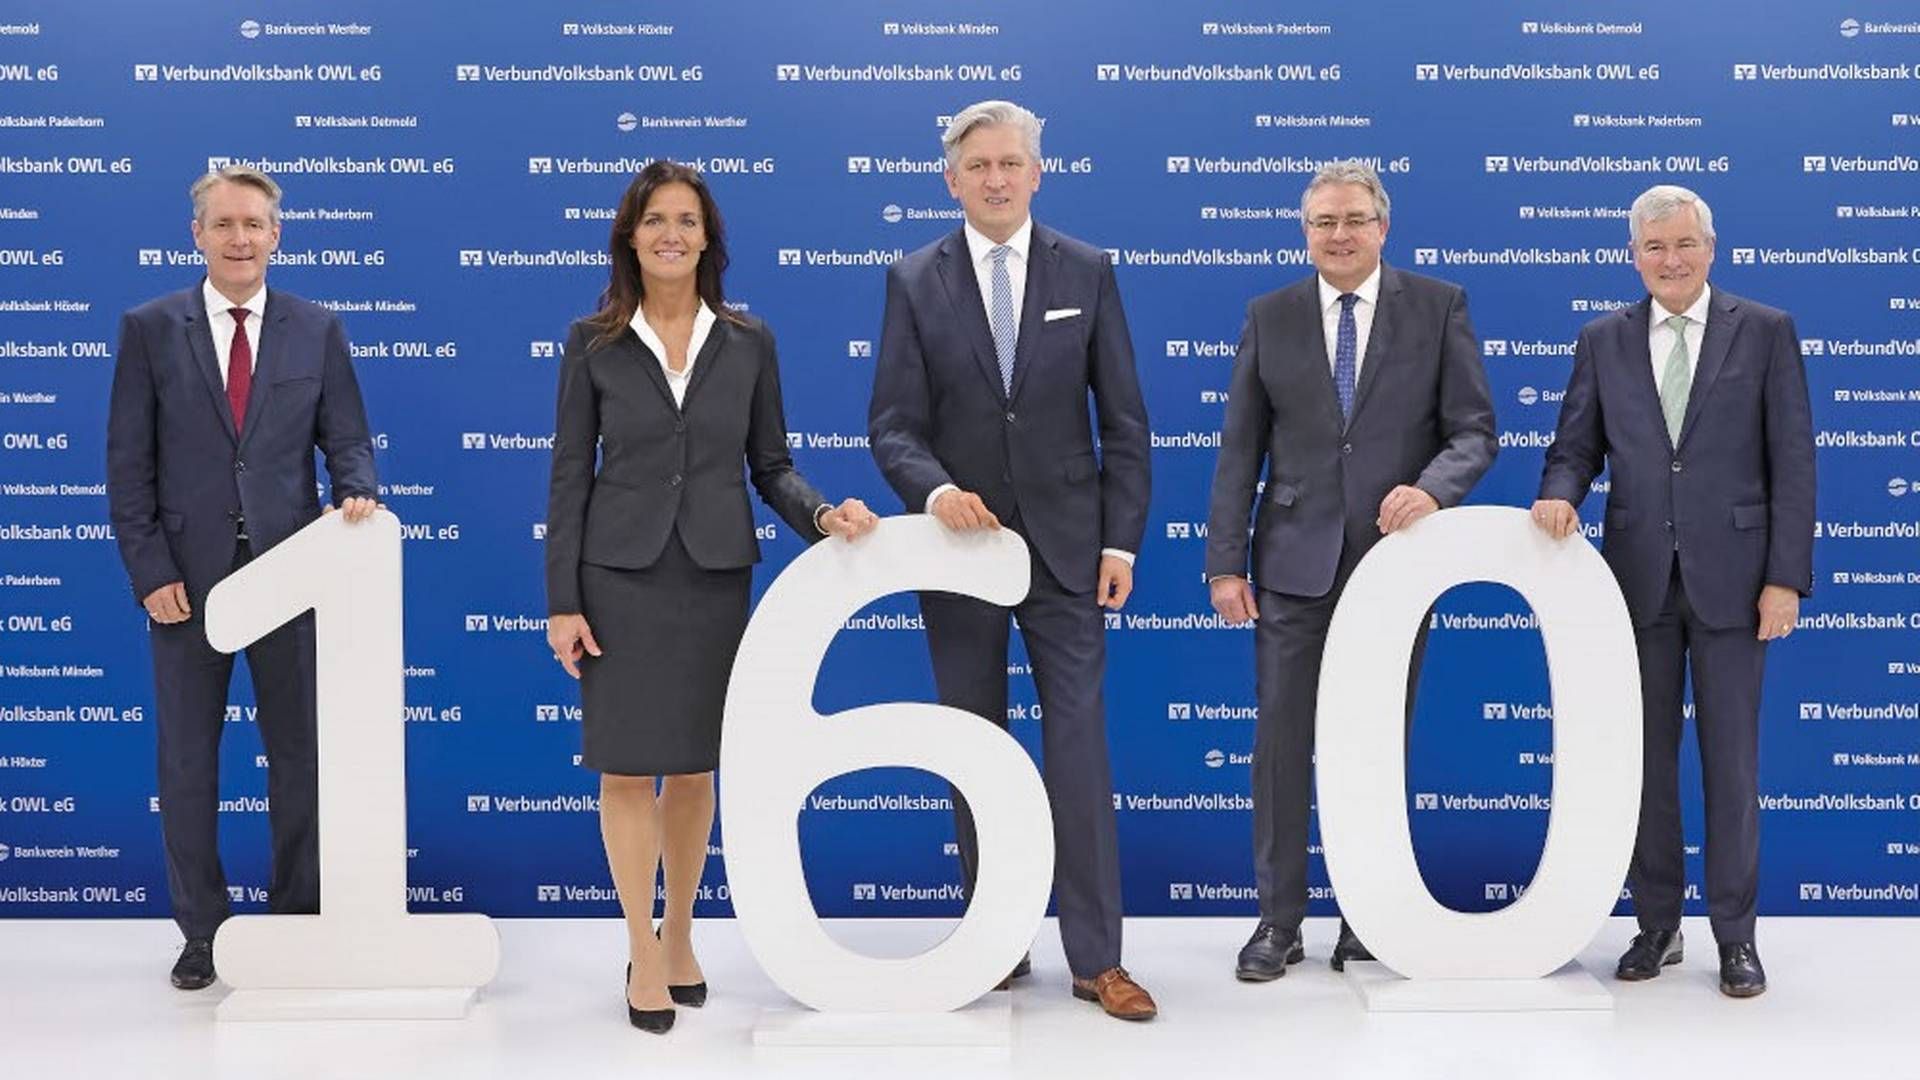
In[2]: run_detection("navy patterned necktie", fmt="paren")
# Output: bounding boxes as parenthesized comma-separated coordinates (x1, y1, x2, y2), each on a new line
(1334, 292, 1359, 419)
(988, 245, 1016, 394)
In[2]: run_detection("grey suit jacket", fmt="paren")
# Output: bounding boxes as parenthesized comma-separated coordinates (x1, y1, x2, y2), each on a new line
(1539, 287, 1815, 629)
(544, 312, 825, 615)
(1204, 265, 1497, 597)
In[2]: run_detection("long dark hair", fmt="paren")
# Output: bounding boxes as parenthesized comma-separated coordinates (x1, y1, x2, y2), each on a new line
(585, 160, 743, 349)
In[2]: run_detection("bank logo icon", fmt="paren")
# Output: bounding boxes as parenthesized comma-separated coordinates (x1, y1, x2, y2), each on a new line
(1890, 477, 1911, 497)
(1104, 612, 1122, 630)
(1096, 64, 1120, 81)
(1892, 842, 1908, 855)
(1414, 792, 1439, 810)
(228, 886, 245, 902)
(1483, 339, 1508, 357)
(239, 19, 261, 39)
(852, 883, 877, 900)
(1483, 702, 1509, 720)
(1414, 248, 1438, 265)
(1520, 21, 1540, 34)
(1800, 338, 1824, 355)
(1200, 206, 1220, 220)
(1799, 883, 1822, 900)
(775, 64, 800, 81)
(537, 884, 561, 901)
(1799, 702, 1823, 720)
(1415, 63, 1439, 81)
(1168, 703, 1192, 720)
(535, 705, 559, 722)
(1166, 340, 1190, 357)
(1573, 114, 1592, 127)
(138, 249, 164, 266)
(1166, 521, 1192, 539)
(1803, 155, 1828, 173)
(1834, 752, 1851, 766)
(532, 523, 547, 540)
(134, 64, 158, 81)
(1571, 299, 1592, 311)
(1485, 155, 1511, 173)
(0, 843, 8, 861)
(881, 204, 903, 224)
(225, 706, 243, 723)
(1840, 18, 1862, 38)
(1486, 882, 1510, 899)
(1519, 752, 1537, 764)
(777, 249, 802, 266)
(1733, 64, 1758, 80)
(1731, 247, 1757, 265)
(466, 795, 489, 812)
(207, 156, 232, 173)
(785, 432, 803, 449)
(883, 21, 901, 35)
(616, 112, 637, 133)
(1519, 205, 1537, 219)
(1893, 298, 1909, 310)
(1169, 882, 1194, 899)
(1104, 248, 1120, 265)
(1837, 205, 1855, 218)
(528, 157, 553, 174)
(846, 156, 872, 173)
(461, 433, 485, 450)
(465, 614, 489, 631)
(847, 340, 872, 358)
(529, 341, 557, 358)
(1166, 156, 1191, 173)
(1517, 386, 1539, 406)
(455, 64, 480, 82)
(1204, 749, 1225, 768)
(459, 250, 484, 267)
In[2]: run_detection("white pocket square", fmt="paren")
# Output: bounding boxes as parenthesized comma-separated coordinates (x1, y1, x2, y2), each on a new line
(1044, 308, 1082, 322)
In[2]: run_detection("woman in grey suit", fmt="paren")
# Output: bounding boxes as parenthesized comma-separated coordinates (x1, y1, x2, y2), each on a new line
(544, 161, 876, 1033)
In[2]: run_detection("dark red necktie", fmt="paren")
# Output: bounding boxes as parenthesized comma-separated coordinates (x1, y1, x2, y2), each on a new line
(227, 307, 252, 430)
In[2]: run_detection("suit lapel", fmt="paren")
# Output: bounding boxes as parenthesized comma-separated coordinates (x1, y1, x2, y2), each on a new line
(181, 284, 238, 445)
(1293, 281, 1344, 432)
(622, 324, 678, 412)
(1677, 289, 1740, 450)
(238, 290, 285, 448)
(1620, 299, 1670, 451)
(1344, 266, 1399, 433)
(1007, 226, 1055, 404)
(679, 316, 729, 412)
(933, 229, 1009, 403)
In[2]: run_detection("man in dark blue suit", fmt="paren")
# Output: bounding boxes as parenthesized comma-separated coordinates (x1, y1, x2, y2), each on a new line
(106, 166, 379, 989)
(869, 100, 1156, 1020)
(1534, 184, 1815, 998)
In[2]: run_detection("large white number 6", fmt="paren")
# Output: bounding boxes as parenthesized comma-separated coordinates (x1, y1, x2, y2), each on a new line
(721, 516, 1054, 1012)
(1316, 507, 1642, 979)
(205, 511, 498, 1016)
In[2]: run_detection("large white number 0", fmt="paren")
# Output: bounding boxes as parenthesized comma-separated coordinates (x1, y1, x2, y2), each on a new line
(1316, 507, 1642, 980)
(205, 511, 498, 1017)
(721, 517, 1054, 1012)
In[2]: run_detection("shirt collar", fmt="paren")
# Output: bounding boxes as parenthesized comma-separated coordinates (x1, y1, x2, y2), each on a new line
(629, 300, 717, 364)
(1651, 282, 1713, 328)
(963, 217, 1033, 268)
(1317, 263, 1382, 313)
(203, 278, 266, 323)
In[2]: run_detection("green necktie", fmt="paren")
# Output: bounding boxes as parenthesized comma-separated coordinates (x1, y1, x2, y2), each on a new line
(1658, 313, 1691, 444)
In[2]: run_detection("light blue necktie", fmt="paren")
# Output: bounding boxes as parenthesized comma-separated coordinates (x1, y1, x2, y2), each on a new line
(1333, 293, 1359, 419)
(988, 244, 1016, 395)
(1658, 313, 1692, 444)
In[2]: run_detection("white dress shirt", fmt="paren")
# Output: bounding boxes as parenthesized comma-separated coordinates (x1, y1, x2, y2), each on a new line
(1316, 264, 1381, 380)
(1648, 283, 1711, 387)
(203, 279, 266, 388)
(630, 301, 716, 409)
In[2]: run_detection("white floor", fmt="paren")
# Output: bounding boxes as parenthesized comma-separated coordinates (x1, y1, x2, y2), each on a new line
(2, 916, 1914, 1079)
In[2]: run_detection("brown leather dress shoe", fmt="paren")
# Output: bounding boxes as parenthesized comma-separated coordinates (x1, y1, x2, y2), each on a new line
(1071, 966, 1157, 1021)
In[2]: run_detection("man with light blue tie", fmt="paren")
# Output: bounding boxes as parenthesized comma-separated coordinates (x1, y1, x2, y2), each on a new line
(1204, 160, 1496, 981)
(869, 100, 1156, 1020)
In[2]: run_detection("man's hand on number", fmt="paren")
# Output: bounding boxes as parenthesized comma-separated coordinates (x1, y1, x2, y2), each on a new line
(326, 496, 379, 523)
(143, 582, 192, 624)
(1529, 498, 1580, 540)
(931, 488, 1000, 531)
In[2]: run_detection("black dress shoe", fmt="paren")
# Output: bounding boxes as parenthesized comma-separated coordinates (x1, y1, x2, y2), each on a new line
(170, 937, 216, 990)
(1718, 942, 1766, 998)
(625, 963, 675, 1033)
(1615, 929, 1684, 981)
(993, 951, 1034, 991)
(653, 927, 707, 1007)
(1235, 922, 1304, 981)
(1330, 921, 1375, 972)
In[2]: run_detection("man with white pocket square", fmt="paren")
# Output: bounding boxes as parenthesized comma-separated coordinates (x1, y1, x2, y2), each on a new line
(868, 100, 1156, 1020)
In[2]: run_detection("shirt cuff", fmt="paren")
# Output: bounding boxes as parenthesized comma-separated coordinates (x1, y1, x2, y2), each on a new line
(1101, 548, 1135, 566)
(923, 483, 958, 515)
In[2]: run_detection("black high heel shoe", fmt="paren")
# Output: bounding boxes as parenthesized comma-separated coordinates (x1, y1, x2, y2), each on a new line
(655, 927, 709, 1007)
(625, 962, 675, 1034)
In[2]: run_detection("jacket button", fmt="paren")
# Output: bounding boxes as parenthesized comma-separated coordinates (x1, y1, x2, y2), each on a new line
(1005, 412, 1016, 424)
(1341, 443, 1353, 455)
(668, 474, 682, 487)
(1663, 520, 1673, 530)
(1671, 460, 1683, 473)
(674, 420, 686, 433)
(234, 460, 246, 472)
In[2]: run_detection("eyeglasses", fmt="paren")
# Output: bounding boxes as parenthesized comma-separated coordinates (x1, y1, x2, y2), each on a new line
(1306, 214, 1380, 233)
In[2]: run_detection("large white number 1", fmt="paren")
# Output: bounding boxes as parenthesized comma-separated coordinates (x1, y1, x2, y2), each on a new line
(721, 516, 1055, 1012)
(204, 511, 498, 1012)
(1316, 506, 1643, 979)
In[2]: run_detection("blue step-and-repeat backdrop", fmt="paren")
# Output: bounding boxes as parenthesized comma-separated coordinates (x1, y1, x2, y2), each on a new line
(2, 3, 1917, 921)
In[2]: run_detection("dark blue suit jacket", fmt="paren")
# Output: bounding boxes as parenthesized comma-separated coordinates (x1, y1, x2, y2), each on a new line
(106, 282, 378, 603)
(1205, 265, 1497, 597)
(1539, 286, 1815, 629)
(868, 223, 1151, 594)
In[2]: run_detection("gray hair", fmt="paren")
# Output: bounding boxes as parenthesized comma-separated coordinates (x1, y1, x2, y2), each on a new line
(1629, 184, 1715, 245)
(191, 164, 282, 225)
(1300, 159, 1391, 227)
(941, 100, 1042, 170)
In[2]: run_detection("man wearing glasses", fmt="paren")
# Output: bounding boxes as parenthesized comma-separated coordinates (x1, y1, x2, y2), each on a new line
(1203, 159, 1497, 980)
